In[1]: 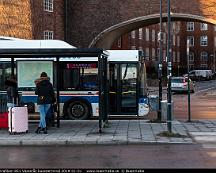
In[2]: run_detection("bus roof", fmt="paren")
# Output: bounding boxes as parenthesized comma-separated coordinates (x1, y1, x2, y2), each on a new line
(108, 50, 140, 62)
(0, 39, 75, 49)
(0, 36, 24, 40)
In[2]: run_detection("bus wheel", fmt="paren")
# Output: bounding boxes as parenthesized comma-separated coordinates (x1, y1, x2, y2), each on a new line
(67, 101, 90, 120)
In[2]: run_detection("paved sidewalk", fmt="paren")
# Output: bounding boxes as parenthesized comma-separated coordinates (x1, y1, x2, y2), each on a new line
(1, 119, 216, 146)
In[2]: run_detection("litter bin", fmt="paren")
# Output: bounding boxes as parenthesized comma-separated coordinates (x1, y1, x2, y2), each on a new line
(149, 95, 159, 111)
(161, 100, 174, 121)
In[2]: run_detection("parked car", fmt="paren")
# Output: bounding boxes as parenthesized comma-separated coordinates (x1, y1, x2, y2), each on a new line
(183, 70, 213, 81)
(171, 77, 195, 93)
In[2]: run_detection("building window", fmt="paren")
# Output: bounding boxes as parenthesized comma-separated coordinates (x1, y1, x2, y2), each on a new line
(131, 31, 136, 39)
(163, 33, 166, 45)
(200, 64, 208, 69)
(173, 35, 176, 46)
(200, 23, 208, 31)
(44, 30, 54, 40)
(189, 65, 194, 70)
(214, 36, 216, 48)
(187, 36, 194, 46)
(145, 47, 149, 60)
(177, 51, 180, 62)
(44, 0, 53, 12)
(117, 37, 122, 48)
(200, 36, 208, 46)
(152, 48, 155, 61)
(157, 48, 160, 60)
(177, 36, 180, 47)
(163, 50, 166, 62)
(200, 51, 208, 62)
(145, 28, 149, 41)
(173, 51, 176, 62)
(152, 29, 155, 42)
(139, 28, 142, 40)
(187, 22, 194, 31)
(131, 46, 136, 50)
(189, 52, 194, 62)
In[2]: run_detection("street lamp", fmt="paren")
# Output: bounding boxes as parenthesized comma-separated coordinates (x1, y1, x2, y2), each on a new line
(157, 0, 163, 121)
(167, 0, 172, 133)
(187, 39, 191, 122)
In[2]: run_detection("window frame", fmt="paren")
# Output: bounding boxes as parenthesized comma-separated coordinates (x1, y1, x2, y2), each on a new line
(44, 30, 54, 40)
(200, 35, 208, 46)
(186, 22, 194, 31)
(187, 36, 194, 46)
(200, 51, 208, 62)
(44, 0, 53, 12)
(200, 23, 208, 31)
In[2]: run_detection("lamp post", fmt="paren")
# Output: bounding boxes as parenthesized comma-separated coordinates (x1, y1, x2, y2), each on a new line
(187, 39, 191, 122)
(157, 0, 163, 121)
(167, 0, 172, 133)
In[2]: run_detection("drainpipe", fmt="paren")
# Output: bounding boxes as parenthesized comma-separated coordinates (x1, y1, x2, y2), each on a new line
(64, 0, 68, 41)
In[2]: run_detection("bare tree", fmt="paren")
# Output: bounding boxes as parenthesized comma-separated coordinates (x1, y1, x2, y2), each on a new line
(0, 0, 33, 39)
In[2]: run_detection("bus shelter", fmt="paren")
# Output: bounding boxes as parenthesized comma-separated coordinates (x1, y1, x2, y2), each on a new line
(0, 48, 109, 133)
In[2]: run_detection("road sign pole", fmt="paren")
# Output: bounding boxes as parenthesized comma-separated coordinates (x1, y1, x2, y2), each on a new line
(158, 0, 163, 121)
(167, 0, 172, 133)
(187, 39, 191, 122)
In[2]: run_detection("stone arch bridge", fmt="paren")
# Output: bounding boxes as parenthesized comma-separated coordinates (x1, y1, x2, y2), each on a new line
(66, 0, 216, 49)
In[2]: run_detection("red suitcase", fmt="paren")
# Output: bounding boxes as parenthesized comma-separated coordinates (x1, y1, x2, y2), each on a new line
(0, 112, 8, 128)
(0, 93, 8, 129)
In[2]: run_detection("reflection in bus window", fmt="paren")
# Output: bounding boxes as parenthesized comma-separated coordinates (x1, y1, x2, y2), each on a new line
(60, 62, 98, 91)
(121, 64, 137, 93)
(0, 62, 15, 90)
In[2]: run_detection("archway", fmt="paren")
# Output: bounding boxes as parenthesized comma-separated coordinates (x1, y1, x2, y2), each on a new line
(89, 13, 216, 49)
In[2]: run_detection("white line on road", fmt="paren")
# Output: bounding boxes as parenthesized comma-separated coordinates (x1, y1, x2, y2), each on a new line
(194, 87, 216, 95)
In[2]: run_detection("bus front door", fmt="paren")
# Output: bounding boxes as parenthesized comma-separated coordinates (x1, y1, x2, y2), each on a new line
(109, 63, 137, 115)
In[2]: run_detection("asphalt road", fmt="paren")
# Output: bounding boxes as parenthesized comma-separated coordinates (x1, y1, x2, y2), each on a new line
(0, 144, 216, 169)
(149, 79, 216, 120)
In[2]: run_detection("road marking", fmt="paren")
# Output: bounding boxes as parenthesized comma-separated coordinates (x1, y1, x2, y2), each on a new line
(194, 87, 216, 95)
(203, 144, 216, 149)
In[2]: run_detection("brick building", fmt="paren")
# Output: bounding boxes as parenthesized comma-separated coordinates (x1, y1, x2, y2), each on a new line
(111, 21, 216, 75)
(0, 0, 215, 74)
(0, 0, 65, 40)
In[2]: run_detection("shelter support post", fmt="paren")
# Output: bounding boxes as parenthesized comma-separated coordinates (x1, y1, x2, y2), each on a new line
(56, 57, 60, 128)
(98, 54, 108, 133)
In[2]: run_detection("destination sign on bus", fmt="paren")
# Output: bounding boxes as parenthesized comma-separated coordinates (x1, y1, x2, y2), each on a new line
(66, 63, 97, 69)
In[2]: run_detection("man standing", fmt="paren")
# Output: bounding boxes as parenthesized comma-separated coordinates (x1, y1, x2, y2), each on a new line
(35, 72, 55, 134)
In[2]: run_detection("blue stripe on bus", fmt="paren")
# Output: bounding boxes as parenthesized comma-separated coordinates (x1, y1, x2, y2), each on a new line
(21, 95, 99, 103)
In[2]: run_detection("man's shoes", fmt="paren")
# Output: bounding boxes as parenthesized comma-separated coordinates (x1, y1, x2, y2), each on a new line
(35, 127, 41, 134)
(41, 127, 48, 134)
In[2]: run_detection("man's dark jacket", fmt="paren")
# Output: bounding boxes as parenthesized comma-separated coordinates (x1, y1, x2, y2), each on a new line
(35, 77, 55, 105)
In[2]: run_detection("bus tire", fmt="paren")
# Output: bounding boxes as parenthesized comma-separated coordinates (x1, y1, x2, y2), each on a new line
(66, 100, 90, 120)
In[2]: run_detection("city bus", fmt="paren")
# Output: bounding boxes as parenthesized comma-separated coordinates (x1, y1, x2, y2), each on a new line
(0, 39, 149, 120)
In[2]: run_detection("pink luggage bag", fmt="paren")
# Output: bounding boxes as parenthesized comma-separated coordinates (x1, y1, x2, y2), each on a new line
(8, 106, 28, 134)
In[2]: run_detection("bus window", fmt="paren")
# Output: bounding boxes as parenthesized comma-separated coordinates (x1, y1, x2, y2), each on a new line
(60, 62, 98, 91)
(0, 62, 15, 90)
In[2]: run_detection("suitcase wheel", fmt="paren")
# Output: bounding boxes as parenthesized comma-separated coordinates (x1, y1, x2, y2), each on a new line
(26, 130, 28, 133)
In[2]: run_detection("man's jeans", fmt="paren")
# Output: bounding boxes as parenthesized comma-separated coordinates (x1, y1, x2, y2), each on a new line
(38, 104, 51, 128)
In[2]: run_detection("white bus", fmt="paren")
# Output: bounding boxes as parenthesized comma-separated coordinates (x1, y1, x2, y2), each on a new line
(0, 39, 149, 119)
